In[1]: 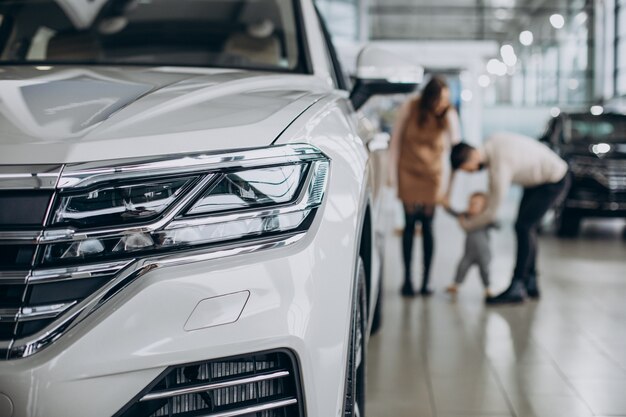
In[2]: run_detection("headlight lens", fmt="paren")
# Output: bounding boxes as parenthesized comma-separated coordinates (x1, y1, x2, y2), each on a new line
(51, 176, 199, 228)
(187, 164, 305, 215)
(42, 156, 329, 264)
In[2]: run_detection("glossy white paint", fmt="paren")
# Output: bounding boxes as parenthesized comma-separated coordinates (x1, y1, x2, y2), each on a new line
(183, 291, 251, 331)
(0, 1, 384, 416)
(0, 66, 328, 164)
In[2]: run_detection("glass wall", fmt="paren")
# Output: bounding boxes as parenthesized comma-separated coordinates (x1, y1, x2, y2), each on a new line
(617, 0, 626, 96)
(482, 4, 594, 109)
(316, 0, 361, 41)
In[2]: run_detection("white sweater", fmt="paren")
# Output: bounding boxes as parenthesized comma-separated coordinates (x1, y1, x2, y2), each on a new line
(463, 132, 568, 230)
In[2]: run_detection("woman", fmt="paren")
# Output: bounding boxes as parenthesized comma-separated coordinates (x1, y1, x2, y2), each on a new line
(388, 76, 461, 296)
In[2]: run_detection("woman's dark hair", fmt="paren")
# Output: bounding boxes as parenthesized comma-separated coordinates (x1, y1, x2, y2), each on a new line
(418, 76, 450, 129)
(450, 142, 476, 170)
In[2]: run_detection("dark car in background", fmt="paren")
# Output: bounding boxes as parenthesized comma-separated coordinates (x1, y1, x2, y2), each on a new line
(540, 112, 626, 236)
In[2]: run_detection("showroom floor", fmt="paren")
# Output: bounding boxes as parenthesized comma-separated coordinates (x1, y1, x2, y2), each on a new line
(367, 199, 626, 417)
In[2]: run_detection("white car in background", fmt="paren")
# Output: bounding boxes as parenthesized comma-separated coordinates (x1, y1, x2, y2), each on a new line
(0, 1, 421, 416)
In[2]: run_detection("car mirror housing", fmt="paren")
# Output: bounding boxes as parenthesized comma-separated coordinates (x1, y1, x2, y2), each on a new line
(349, 46, 424, 110)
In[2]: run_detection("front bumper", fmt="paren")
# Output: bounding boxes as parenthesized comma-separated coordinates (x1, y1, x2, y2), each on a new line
(564, 182, 626, 216)
(0, 229, 352, 417)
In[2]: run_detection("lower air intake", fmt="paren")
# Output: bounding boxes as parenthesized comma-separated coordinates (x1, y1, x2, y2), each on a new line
(115, 350, 304, 417)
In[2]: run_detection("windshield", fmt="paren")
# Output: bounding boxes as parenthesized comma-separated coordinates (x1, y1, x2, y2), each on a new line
(0, 0, 306, 72)
(565, 115, 626, 144)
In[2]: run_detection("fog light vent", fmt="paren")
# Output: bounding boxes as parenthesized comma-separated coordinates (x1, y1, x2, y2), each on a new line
(115, 350, 304, 417)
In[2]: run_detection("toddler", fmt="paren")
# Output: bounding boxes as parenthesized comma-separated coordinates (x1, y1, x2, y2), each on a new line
(445, 192, 495, 297)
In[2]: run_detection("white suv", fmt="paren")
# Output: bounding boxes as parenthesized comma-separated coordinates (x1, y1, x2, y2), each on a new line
(0, 1, 420, 416)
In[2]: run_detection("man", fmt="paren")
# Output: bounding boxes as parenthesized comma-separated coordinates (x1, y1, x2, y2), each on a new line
(449, 132, 571, 304)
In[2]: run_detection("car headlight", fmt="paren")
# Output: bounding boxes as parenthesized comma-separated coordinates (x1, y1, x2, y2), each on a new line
(51, 176, 200, 228)
(42, 145, 329, 265)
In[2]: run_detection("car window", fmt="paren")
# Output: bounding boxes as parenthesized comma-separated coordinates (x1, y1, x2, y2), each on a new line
(0, 0, 308, 73)
(565, 116, 626, 143)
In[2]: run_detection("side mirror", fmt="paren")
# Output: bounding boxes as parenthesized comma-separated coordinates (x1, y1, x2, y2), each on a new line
(368, 132, 391, 152)
(350, 46, 424, 110)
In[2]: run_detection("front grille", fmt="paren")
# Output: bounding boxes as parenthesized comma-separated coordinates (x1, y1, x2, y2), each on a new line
(571, 183, 626, 203)
(0, 185, 130, 360)
(0, 270, 120, 357)
(0, 190, 52, 227)
(0, 189, 128, 359)
(571, 157, 626, 190)
(116, 350, 304, 417)
(0, 245, 37, 268)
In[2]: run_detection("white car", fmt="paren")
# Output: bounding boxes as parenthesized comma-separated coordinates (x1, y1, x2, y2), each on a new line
(0, 1, 421, 416)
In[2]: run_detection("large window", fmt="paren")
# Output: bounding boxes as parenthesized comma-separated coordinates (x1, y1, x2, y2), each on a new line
(617, 0, 626, 95)
(0, 0, 307, 72)
(316, 0, 360, 41)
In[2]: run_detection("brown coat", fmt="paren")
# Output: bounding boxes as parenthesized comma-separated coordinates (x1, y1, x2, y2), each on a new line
(394, 98, 459, 206)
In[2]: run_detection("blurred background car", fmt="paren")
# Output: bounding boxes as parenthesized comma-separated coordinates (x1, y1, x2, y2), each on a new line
(540, 112, 626, 237)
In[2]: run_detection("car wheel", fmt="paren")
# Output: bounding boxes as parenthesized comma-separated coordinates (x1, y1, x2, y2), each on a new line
(344, 257, 367, 417)
(556, 208, 581, 237)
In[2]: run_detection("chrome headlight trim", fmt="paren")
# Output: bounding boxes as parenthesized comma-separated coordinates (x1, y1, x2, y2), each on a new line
(57, 144, 325, 189)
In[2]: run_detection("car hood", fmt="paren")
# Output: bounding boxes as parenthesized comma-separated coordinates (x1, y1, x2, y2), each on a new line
(0, 66, 328, 164)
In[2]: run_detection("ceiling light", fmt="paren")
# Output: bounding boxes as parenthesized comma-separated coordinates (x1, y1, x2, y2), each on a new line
(500, 44, 514, 58)
(486, 59, 507, 76)
(519, 30, 534, 46)
(461, 89, 473, 102)
(550, 107, 561, 117)
(568, 79, 579, 90)
(575, 11, 587, 25)
(500, 44, 517, 66)
(550, 14, 565, 29)
(478, 75, 491, 87)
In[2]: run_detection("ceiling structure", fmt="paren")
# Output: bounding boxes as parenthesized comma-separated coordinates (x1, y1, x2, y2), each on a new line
(368, 0, 590, 43)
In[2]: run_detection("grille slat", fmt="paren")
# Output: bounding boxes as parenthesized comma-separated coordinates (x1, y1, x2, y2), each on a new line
(141, 370, 291, 402)
(116, 351, 303, 417)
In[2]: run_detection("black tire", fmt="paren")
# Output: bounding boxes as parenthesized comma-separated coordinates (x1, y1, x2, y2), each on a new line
(343, 257, 367, 417)
(556, 208, 581, 237)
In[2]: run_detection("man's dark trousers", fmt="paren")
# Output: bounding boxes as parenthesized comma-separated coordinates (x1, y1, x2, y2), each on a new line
(513, 171, 572, 284)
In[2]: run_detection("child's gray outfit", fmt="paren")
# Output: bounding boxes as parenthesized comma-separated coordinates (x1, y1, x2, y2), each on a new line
(447, 208, 494, 287)
(455, 226, 492, 287)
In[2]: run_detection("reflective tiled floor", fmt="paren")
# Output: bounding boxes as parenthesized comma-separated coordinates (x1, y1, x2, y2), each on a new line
(367, 201, 626, 417)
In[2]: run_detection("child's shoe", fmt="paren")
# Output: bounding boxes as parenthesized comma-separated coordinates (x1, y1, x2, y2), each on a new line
(446, 284, 458, 294)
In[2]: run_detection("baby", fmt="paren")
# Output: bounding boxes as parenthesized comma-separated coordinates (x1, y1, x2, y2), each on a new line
(445, 192, 495, 298)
